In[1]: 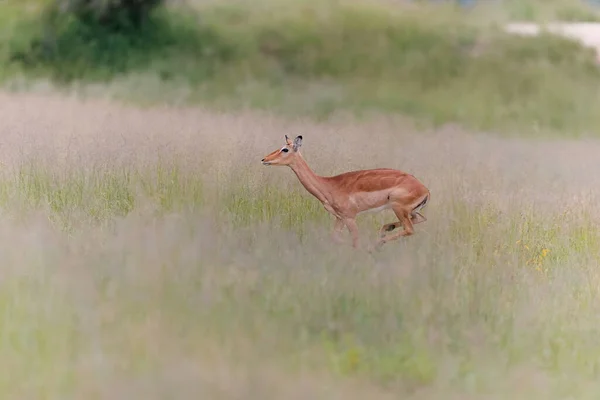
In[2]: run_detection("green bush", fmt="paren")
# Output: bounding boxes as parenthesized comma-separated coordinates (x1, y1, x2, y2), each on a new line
(6, 1, 233, 82)
(56, 0, 163, 29)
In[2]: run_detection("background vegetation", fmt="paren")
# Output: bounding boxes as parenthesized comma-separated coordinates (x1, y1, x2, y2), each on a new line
(0, 0, 600, 398)
(2, 0, 600, 134)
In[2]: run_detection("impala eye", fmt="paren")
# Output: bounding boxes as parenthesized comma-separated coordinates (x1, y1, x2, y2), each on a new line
(281, 148, 289, 153)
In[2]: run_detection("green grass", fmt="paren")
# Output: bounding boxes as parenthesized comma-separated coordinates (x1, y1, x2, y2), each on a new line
(1, 0, 600, 135)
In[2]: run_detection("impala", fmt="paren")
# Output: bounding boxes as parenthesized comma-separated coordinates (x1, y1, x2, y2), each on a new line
(261, 135, 430, 250)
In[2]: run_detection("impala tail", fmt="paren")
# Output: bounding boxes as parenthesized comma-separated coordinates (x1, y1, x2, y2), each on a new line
(412, 192, 430, 214)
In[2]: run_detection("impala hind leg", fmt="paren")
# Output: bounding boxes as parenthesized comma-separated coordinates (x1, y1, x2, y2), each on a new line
(379, 221, 400, 238)
(411, 211, 427, 225)
(375, 207, 415, 248)
(378, 211, 426, 238)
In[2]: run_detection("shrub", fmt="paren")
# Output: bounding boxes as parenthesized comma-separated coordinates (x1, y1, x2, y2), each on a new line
(6, 0, 221, 82)
(56, 0, 164, 29)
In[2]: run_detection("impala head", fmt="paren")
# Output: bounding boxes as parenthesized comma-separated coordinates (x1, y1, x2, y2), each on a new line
(261, 135, 303, 166)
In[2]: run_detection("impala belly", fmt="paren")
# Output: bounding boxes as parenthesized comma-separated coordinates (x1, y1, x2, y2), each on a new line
(359, 203, 392, 215)
(350, 190, 393, 215)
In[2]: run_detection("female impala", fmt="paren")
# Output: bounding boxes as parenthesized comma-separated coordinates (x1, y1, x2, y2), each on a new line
(261, 135, 430, 250)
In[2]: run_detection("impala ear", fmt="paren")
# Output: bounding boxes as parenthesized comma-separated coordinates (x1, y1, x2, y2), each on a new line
(285, 135, 293, 146)
(293, 135, 303, 151)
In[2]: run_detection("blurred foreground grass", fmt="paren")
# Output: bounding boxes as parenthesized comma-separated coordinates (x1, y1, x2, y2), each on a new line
(1, 0, 600, 134)
(0, 158, 599, 399)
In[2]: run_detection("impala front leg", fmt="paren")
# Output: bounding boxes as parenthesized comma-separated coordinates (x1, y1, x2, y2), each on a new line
(323, 201, 336, 215)
(323, 202, 345, 245)
(344, 218, 360, 249)
(331, 217, 345, 244)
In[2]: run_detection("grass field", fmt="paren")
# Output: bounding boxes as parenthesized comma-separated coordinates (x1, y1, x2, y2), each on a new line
(0, 91, 600, 399)
(2, 0, 600, 398)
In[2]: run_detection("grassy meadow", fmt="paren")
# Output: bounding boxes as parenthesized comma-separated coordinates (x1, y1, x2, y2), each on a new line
(1, 92, 600, 399)
(1, 0, 600, 399)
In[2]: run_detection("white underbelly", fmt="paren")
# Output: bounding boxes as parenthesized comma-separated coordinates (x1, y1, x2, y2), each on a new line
(358, 203, 391, 215)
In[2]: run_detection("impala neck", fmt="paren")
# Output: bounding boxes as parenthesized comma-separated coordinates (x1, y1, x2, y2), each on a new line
(289, 154, 330, 203)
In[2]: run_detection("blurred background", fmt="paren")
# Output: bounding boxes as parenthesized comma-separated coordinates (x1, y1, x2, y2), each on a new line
(2, 0, 600, 135)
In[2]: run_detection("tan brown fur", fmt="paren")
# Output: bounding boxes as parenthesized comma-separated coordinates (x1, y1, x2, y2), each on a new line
(262, 135, 430, 250)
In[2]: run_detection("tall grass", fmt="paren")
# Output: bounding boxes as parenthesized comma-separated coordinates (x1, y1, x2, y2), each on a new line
(2, 0, 600, 134)
(0, 92, 600, 398)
